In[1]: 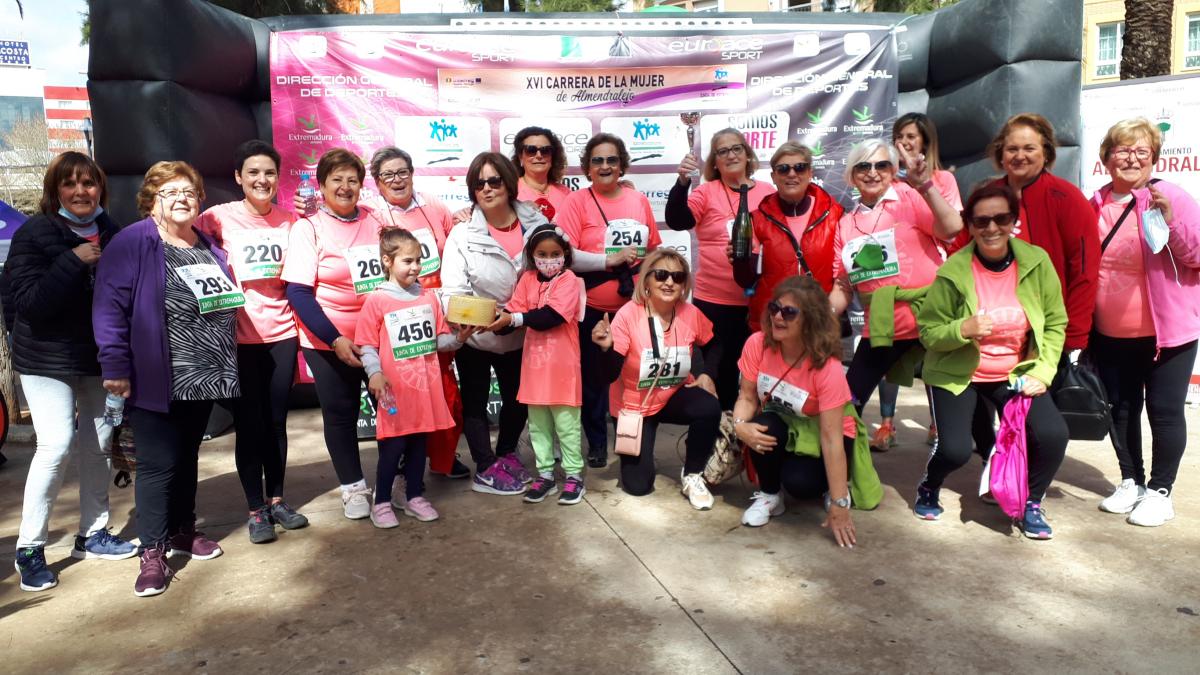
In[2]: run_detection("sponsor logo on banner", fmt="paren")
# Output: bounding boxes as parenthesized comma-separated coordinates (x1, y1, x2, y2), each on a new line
(297, 35, 327, 58)
(668, 36, 766, 62)
(499, 117, 593, 158)
(297, 146, 322, 170)
(793, 34, 820, 58)
(843, 106, 885, 135)
(355, 34, 385, 59)
(600, 117, 690, 164)
(415, 35, 517, 63)
(396, 116, 491, 169)
(799, 108, 838, 137)
(843, 33, 871, 56)
(412, 175, 473, 213)
(634, 173, 679, 223)
(700, 112, 791, 159)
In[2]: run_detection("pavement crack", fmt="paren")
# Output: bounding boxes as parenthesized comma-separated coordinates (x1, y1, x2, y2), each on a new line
(582, 494, 744, 675)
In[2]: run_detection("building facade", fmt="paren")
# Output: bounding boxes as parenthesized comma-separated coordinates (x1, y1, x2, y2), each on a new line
(1083, 0, 1200, 85)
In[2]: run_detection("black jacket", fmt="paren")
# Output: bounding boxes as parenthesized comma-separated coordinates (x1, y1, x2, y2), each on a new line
(3, 212, 120, 376)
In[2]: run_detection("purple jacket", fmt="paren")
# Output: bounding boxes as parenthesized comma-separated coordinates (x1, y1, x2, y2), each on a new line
(93, 217, 234, 412)
(1090, 179, 1200, 350)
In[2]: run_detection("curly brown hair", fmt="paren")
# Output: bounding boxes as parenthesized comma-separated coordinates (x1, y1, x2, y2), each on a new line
(136, 161, 204, 218)
(761, 276, 840, 369)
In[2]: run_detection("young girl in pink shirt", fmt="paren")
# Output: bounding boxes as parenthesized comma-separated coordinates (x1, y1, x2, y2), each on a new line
(493, 225, 585, 505)
(354, 229, 476, 527)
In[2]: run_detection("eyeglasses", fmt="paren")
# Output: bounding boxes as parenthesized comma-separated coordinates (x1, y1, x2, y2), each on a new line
(767, 301, 801, 322)
(969, 213, 1016, 229)
(1110, 146, 1153, 161)
(773, 162, 811, 176)
(589, 155, 621, 167)
(649, 269, 688, 284)
(158, 189, 198, 202)
(853, 160, 894, 174)
(522, 144, 553, 157)
(715, 144, 746, 158)
(377, 169, 412, 183)
(473, 176, 505, 191)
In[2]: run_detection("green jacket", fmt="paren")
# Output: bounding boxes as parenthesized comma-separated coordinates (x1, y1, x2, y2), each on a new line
(781, 403, 882, 510)
(917, 238, 1067, 396)
(862, 285, 930, 386)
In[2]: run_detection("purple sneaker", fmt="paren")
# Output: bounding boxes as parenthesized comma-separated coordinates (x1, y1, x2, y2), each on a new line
(471, 461, 526, 496)
(169, 529, 223, 561)
(134, 545, 172, 598)
(498, 454, 533, 485)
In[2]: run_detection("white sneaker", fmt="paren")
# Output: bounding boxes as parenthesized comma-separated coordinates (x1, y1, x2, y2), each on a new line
(1099, 478, 1145, 514)
(1127, 488, 1175, 527)
(680, 471, 714, 511)
(342, 486, 372, 520)
(742, 491, 785, 526)
(391, 476, 407, 510)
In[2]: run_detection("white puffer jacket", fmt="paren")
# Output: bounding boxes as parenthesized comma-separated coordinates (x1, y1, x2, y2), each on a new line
(441, 200, 549, 353)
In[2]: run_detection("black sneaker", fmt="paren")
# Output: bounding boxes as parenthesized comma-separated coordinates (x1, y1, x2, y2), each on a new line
(558, 476, 586, 505)
(587, 446, 607, 469)
(0, 450, 7, 468)
(524, 476, 558, 503)
(15, 546, 57, 592)
(446, 456, 471, 479)
(247, 507, 277, 544)
(268, 501, 309, 530)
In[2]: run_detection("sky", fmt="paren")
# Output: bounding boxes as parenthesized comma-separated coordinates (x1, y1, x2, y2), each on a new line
(0, 0, 90, 86)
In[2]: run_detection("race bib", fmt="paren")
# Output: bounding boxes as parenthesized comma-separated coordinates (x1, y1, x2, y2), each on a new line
(227, 229, 286, 281)
(724, 218, 735, 241)
(385, 303, 436, 360)
(412, 227, 441, 277)
(842, 229, 900, 285)
(756, 373, 810, 417)
(174, 264, 245, 314)
(605, 218, 649, 257)
(638, 346, 690, 389)
(345, 244, 385, 294)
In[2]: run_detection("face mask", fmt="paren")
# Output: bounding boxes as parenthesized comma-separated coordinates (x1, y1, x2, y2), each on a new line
(1142, 207, 1169, 254)
(58, 203, 103, 225)
(534, 256, 565, 277)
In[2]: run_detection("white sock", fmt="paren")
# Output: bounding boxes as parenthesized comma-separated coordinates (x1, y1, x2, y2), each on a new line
(341, 479, 368, 494)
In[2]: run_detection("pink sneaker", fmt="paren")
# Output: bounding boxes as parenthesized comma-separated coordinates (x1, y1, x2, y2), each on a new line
(370, 503, 399, 529)
(391, 476, 407, 510)
(168, 529, 223, 560)
(498, 454, 533, 484)
(403, 496, 439, 522)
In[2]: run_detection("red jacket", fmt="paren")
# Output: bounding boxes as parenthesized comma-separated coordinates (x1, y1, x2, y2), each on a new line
(949, 171, 1098, 350)
(745, 186, 844, 331)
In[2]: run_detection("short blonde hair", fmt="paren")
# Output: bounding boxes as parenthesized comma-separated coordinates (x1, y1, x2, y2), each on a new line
(769, 141, 813, 167)
(704, 128, 760, 182)
(137, 161, 204, 217)
(1099, 117, 1163, 163)
(634, 248, 693, 305)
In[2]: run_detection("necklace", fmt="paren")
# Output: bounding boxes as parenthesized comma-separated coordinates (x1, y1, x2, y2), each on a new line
(851, 199, 888, 237)
(523, 176, 550, 195)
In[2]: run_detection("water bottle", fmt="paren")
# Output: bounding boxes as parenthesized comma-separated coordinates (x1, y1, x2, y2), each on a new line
(103, 392, 125, 427)
(297, 171, 317, 217)
(380, 384, 397, 416)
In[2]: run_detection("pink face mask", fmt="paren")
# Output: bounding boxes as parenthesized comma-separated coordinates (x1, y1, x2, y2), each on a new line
(534, 256, 565, 277)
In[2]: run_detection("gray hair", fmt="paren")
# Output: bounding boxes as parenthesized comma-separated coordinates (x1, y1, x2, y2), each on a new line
(369, 146, 414, 179)
(843, 139, 899, 185)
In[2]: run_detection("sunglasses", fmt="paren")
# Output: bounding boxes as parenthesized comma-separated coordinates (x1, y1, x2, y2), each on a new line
(773, 162, 811, 176)
(853, 160, 894, 174)
(649, 269, 688, 284)
(522, 144, 553, 157)
(767, 301, 801, 322)
(589, 155, 621, 167)
(969, 213, 1016, 228)
(473, 176, 505, 191)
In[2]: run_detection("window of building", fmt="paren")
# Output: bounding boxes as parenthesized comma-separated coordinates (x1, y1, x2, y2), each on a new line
(1095, 21, 1123, 78)
(783, 0, 815, 11)
(1186, 14, 1200, 69)
(692, 0, 719, 12)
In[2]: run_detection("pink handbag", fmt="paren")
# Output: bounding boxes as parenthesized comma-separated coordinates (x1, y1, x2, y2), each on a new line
(987, 394, 1031, 519)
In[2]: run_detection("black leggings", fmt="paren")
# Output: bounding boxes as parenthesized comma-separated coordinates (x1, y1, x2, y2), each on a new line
(924, 382, 1068, 500)
(234, 338, 297, 510)
(618, 386, 721, 496)
(579, 306, 611, 453)
(456, 344, 526, 474)
(1091, 334, 1196, 492)
(304, 347, 369, 486)
(131, 400, 214, 547)
(748, 412, 854, 498)
(694, 298, 750, 410)
(845, 339, 920, 416)
(374, 434, 428, 504)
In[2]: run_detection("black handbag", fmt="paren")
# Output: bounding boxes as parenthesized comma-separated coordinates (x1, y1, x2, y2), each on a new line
(1052, 356, 1112, 441)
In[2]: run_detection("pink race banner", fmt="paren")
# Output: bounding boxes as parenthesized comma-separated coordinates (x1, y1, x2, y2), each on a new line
(270, 29, 898, 214)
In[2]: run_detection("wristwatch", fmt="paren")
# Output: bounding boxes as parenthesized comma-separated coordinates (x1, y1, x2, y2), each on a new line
(829, 494, 851, 509)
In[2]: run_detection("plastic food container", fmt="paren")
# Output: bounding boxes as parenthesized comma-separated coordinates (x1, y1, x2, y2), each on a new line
(447, 295, 498, 326)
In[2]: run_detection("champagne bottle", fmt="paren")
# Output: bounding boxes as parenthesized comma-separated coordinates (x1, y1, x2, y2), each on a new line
(731, 184, 756, 289)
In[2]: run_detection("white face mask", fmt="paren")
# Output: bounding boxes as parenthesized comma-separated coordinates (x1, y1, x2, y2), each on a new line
(1142, 207, 1169, 254)
(534, 256, 565, 277)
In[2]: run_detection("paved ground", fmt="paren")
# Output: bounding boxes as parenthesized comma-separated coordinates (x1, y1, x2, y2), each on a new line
(0, 388, 1197, 674)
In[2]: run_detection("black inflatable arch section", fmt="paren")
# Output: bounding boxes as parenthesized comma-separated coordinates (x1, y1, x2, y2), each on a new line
(88, 0, 1081, 225)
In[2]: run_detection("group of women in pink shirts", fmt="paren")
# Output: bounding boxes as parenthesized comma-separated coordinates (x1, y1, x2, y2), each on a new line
(10, 111, 1198, 598)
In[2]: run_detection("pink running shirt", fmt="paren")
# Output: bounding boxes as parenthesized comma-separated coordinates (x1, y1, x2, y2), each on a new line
(507, 269, 583, 406)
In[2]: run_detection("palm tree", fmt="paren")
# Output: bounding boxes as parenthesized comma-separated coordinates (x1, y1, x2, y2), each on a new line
(1121, 0, 1174, 79)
